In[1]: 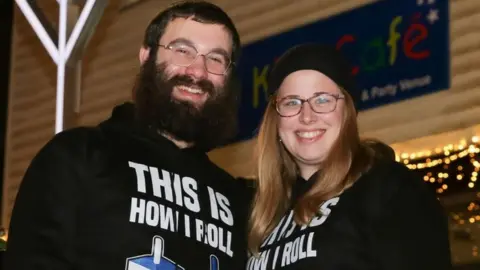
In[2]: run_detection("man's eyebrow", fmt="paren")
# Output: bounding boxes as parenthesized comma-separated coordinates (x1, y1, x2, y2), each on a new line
(168, 38, 231, 59)
(167, 38, 195, 47)
(209, 48, 231, 60)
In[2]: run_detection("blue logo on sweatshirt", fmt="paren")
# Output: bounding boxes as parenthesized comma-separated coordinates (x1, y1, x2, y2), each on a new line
(125, 236, 219, 270)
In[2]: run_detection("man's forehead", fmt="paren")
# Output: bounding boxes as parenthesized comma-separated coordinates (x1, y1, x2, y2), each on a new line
(160, 17, 232, 54)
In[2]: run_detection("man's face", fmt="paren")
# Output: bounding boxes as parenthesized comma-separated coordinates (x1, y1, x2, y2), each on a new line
(133, 17, 238, 149)
(155, 17, 233, 108)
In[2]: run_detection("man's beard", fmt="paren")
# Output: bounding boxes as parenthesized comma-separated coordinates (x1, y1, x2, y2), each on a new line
(132, 58, 238, 151)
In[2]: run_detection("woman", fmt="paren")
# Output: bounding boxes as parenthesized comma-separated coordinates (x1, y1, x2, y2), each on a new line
(246, 43, 452, 270)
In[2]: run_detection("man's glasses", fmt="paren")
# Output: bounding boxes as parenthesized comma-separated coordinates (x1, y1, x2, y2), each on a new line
(274, 92, 345, 117)
(158, 42, 232, 75)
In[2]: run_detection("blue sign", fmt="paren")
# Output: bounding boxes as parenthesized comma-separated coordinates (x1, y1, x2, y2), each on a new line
(235, 0, 450, 141)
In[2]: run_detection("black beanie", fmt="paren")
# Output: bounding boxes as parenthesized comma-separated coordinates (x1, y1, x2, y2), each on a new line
(268, 43, 359, 110)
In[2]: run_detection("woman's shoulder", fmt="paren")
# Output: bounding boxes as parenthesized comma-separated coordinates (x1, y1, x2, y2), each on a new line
(346, 158, 436, 216)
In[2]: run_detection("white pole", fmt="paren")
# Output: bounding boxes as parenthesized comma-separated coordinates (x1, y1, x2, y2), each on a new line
(14, 0, 58, 65)
(55, 0, 68, 134)
(14, 0, 107, 134)
(64, 0, 97, 62)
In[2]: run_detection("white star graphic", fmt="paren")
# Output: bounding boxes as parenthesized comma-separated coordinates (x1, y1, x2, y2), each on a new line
(427, 9, 439, 24)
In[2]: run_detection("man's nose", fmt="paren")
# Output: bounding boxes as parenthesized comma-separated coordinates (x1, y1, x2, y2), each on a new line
(185, 56, 208, 80)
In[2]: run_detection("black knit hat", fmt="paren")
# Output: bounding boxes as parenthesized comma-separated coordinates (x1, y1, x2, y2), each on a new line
(268, 43, 359, 110)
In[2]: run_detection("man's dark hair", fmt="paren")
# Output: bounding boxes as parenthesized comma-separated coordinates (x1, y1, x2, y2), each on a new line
(142, 1, 241, 68)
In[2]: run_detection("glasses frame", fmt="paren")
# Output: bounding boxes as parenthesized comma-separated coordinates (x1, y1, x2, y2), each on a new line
(273, 92, 345, 117)
(158, 43, 233, 76)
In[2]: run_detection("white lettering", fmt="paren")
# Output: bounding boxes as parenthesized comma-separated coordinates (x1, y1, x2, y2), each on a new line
(399, 75, 432, 91)
(184, 214, 191, 238)
(216, 192, 234, 226)
(309, 197, 339, 227)
(172, 174, 183, 207)
(145, 200, 159, 226)
(149, 168, 173, 202)
(159, 204, 175, 232)
(128, 161, 148, 193)
(182, 176, 200, 213)
(129, 197, 145, 224)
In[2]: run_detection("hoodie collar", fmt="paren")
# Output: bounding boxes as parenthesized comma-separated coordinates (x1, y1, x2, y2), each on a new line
(100, 102, 208, 158)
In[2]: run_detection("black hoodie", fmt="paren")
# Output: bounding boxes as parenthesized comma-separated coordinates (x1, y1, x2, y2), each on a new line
(4, 102, 250, 270)
(246, 159, 453, 270)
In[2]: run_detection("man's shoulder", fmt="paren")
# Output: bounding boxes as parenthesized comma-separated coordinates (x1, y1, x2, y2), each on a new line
(37, 126, 107, 160)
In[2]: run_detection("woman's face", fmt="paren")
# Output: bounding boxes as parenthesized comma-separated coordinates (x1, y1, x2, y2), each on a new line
(276, 70, 345, 173)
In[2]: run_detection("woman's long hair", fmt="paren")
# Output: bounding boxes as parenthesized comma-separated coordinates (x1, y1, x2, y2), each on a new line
(248, 87, 382, 254)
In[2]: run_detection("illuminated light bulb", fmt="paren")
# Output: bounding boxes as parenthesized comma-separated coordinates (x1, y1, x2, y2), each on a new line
(424, 176, 429, 181)
(453, 214, 460, 220)
(444, 173, 449, 178)
(472, 136, 479, 143)
(472, 176, 477, 182)
(442, 184, 448, 190)
(469, 217, 475, 223)
(459, 220, 465, 225)
(426, 151, 432, 156)
(458, 166, 463, 171)
(458, 144, 465, 150)
(403, 159, 409, 164)
(451, 155, 458, 161)
(457, 175, 463, 180)
(444, 151, 450, 156)
(395, 156, 400, 162)
(437, 173, 443, 178)
(409, 154, 416, 159)
(445, 159, 451, 164)
(437, 188, 443, 194)
(469, 182, 475, 188)
(401, 153, 409, 159)
(476, 216, 480, 221)
(448, 144, 454, 150)
(473, 172, 478, 177)
(430, 178, 435, 183)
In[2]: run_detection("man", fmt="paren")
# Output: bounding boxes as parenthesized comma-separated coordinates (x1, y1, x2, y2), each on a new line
(4, 1, 250, 269)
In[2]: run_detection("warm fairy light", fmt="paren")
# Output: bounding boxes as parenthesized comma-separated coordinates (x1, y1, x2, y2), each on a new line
(397, 137, 479, 195)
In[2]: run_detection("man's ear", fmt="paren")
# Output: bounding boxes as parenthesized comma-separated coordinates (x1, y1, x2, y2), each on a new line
(139, 46, 150, 64)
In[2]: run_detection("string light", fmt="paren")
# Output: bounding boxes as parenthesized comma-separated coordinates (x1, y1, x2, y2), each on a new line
(396, 136, 479, 196)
